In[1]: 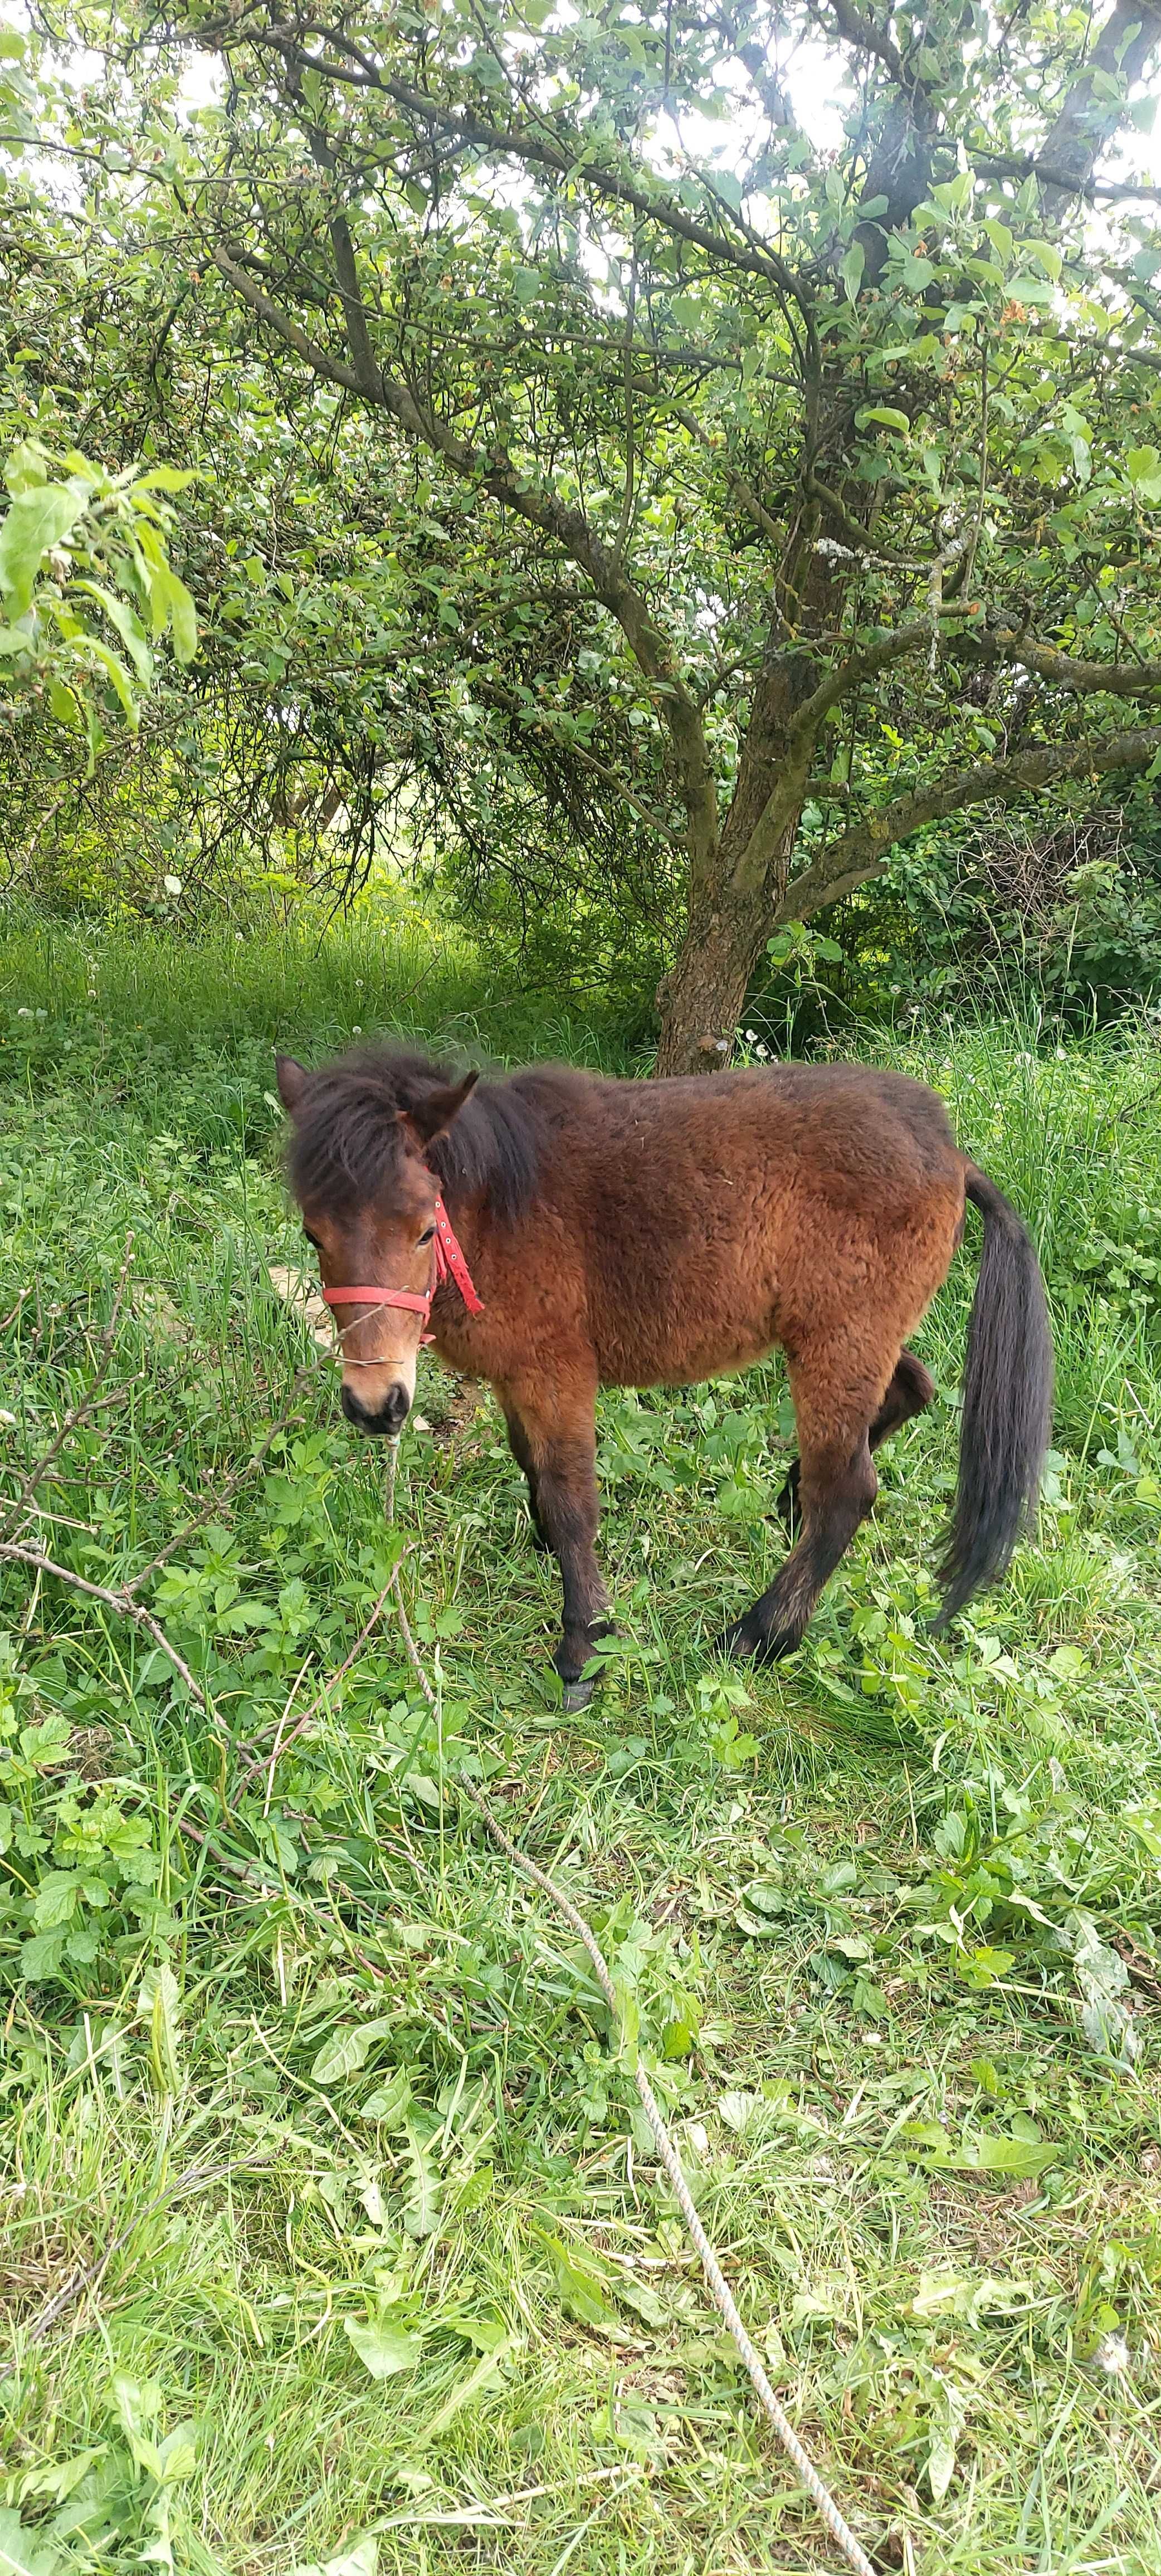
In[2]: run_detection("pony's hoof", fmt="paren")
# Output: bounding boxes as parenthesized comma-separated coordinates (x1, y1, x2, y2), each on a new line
(560, 1676, 596, 1713)
(719, 1616, 798, 1665)
(751, 1627, 799, 1666)
(719, 1615, 762, 1660)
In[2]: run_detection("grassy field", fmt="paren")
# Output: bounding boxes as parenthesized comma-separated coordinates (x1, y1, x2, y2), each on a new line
(2, 910, 1161, 2576)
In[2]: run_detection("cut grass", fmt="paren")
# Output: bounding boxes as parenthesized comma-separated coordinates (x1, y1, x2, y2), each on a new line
(2, 909, 1160, 2575)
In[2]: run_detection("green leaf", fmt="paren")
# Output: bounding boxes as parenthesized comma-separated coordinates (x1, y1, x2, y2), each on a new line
(155, 2426, 197, 2484)
(414, 2344, 511, 2448)
(343, 2315, 423, 2379)
(73, 582, 153, 680)
(71, 636, 138, 725)
(1007, 272, 1056, 305)
(959, 2131, 1059, 2177)
(981, 218, 1013, 262)
(20, 1928, 67, 1979)
(138, 1964, 182, 2092)
(0, 2509, 63, 2576)
(856, 405, 910, 435)
(0, 625, 33, 654)
(927, 2427, 958, 2504)
(131, 467, 197, 495)
(4, 441, 47, 494)
(152, 563, 198, 662)
(841, 241, 865, 306)
(310, 2014, 396, 2085)
(47, 676, 80, 726)
(1020, 240, 1062, 281)
(360, 2068, 412, 2124)
(538, 2232, 617, 2326)
(402, 2121, 441, 2238)
(1128, 445, 1161, 502)
(291, 2545, 378, 2576)
(903, 2119, 1059, 2178)
(0, 485, 86, 616)
(32, 1868, 80, 1930)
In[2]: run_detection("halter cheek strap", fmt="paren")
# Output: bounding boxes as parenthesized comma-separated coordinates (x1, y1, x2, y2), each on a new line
(319, 1194, 484, 1343)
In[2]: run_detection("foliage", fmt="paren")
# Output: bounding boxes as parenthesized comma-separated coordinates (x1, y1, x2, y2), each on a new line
(816, 792, 1161, 1033)
(1, 920, 1161, 2567)
(0, 434, 197, 760)
(8, 0, 1161, 1048)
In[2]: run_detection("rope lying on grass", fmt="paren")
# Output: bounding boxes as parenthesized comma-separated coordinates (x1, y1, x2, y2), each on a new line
(383, 1448, 879, 2576)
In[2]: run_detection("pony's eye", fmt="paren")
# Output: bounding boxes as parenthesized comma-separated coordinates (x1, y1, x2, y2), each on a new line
(303, 1228, 321, 1252)
(418, 1224, 435, 1247)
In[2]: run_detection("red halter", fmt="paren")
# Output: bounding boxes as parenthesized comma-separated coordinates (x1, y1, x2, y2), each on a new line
(320, 1195, 484, 1344)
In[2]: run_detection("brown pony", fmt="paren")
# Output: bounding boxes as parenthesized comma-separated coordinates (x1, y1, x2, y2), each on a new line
(275, 1048, 1052, 1706)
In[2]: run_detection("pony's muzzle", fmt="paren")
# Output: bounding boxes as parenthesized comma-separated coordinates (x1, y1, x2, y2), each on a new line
(342, 1379, 412, 1437)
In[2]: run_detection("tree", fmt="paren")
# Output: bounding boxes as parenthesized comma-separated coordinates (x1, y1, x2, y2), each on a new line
(13, 0, 1161, 1060)
(0, 436, 197, 747)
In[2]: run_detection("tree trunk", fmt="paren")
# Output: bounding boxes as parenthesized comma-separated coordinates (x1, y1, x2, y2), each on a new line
(653, 882, 776, 1075)
(655, 653, 816, 1075)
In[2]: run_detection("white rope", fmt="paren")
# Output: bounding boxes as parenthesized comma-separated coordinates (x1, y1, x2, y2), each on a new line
(382, 1450, 879, 2576)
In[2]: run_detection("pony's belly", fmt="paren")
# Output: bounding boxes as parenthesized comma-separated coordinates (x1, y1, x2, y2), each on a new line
(597, 1314, 777, 1390)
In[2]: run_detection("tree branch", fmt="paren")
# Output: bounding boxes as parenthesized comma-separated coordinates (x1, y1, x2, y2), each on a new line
(210, 240, 719, 877)
(777, 725, 1161, 921)
(975, 631, 1161, 695)
(726, 621, 966, 897)
(970, 145, 1161, 205)
(211, 28, 810, 306)
(1037, 0, 1161, 211)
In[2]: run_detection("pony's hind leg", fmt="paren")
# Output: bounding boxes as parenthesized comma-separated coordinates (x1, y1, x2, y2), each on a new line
(776, 1346, 934, 1528)
(725, 1344, 898, 1664)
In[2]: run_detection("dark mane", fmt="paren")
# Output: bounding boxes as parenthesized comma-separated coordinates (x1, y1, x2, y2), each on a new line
(287, 1047, 567, 1224)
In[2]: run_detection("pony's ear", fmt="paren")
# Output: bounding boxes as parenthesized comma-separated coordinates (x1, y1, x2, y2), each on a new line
(400, 1070, 479, 1153)
(275, 1053, 310, 1116)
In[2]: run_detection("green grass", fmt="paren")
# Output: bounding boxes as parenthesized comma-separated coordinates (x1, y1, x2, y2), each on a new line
(2, 910, 1161, 2576)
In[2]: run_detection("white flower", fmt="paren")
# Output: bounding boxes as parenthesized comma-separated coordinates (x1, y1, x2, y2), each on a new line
(17, 1007, 31, 1017)
(1094, 2331, 1130, 2377)
(163, 874, 183, 896)
(352, 1024, 362, 1035)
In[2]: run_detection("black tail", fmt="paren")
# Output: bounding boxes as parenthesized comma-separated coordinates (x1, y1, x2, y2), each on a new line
(935, 1163, 1053, 1628)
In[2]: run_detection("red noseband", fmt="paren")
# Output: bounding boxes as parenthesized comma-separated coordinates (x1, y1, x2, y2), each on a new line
(320, 1196, 484, 1343)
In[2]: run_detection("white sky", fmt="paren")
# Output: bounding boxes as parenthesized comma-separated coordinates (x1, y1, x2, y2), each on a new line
(11, 14, 1161, 206)
(172, 27, 1161, 187)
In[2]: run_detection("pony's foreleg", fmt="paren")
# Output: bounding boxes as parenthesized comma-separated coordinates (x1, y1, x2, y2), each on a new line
(776, 1347, 934, 1529)
(501, 1401, 550, 1550)
(499, 1377, 609, 1706)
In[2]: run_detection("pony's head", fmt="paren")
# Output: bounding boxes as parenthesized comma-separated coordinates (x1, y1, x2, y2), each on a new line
(276, 1049, 479, 1435)
(276, 1045, 544, 1436)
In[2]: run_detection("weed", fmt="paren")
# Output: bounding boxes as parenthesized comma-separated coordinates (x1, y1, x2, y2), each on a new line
(2, 914, 1160, 2572)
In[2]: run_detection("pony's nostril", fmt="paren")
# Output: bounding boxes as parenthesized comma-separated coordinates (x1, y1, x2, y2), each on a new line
(383, 1381, 411, 1432)
(340, 1380, 411, 1436)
